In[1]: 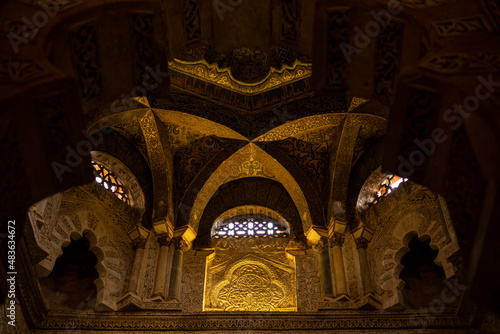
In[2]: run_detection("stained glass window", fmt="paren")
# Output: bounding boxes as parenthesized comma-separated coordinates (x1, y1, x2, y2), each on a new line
(91, 161, 129, 205)
(213, 217, 289, 239)
(372, 174, 407, 204)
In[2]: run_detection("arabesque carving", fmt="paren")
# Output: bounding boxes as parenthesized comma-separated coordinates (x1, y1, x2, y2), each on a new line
(70, 21, 102, 102)
(204, 239, 296, 312)
(434, 16, 490, 36)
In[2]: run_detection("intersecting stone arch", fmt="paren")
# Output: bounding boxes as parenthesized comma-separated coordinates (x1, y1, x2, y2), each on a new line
(31, 210, 123, 311)
(253, 114, 346, 142)
(379, 212, 459, 309)
(153, 109, 248, 142)
(189, 142, 312, 234)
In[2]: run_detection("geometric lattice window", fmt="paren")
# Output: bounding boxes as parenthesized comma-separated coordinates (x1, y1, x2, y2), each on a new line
(212, 216, 289, 239)
(372, 174, 407, 204)
(91, 161, 129, 205)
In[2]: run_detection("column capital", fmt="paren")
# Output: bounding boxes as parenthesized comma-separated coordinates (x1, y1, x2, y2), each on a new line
(157, 234, 171, 246)
(128, 224, 150, 249)
(355, 238, 369, 249)
(170, 236, 190, 251)
(330, 232, 345, 247)
(153, 217, 174, 238)
(132, 238, 147, 250)
(172, 225, 196, 250)
(352, 225, 374, 247)
(306, 225, 328, 245)
(311, 236, 329, 252)
(328, 219, 348, 237)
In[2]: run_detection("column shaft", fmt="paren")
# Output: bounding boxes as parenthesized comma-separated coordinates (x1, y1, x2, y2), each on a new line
(332, 244, 348, 296)
(168, 247, 184, 300)
(317, 238, 333, 298)
(152, 236, 170, 298)
(357, 241, 374, 294)
(126, 246, 145, 294)
(319, 248, 334, 297)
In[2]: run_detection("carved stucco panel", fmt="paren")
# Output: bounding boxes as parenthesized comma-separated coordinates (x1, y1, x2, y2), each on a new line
(181, 250, 206, 313)
(342, 233, 362, 300)
(139, 234, 159, 299)
(203, 244, 297, 312)
(296, 249, 320, 312)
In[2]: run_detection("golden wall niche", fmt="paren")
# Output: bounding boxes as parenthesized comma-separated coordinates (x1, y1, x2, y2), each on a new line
(203, 238, 297, 312)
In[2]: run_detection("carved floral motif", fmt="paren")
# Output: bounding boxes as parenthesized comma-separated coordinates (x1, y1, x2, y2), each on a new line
(434, 16, 490, 36)
(280, 0, 299, 43)
(204, 245, 296, 312)
(70, 21, 103, 102)
(325, 8, 351, 89)
(131, 13, 156, 87)
(181, 0, 202, 43)
(0, 58, 46, 82)
(420, 53, 500, 73)
(374, 20, 404, 102)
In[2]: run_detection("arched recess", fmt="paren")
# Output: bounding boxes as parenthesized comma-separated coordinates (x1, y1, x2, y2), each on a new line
(378, 212, 460, 310)
(27, 209, 130, 311)
(195, 177, 303, 248)
(186, 143, 312, 235)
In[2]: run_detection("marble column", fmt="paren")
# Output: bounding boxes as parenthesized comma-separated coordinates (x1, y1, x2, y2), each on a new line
(151, 234, 171, 299)
(316, 237, 334, 298)
(126, 238, 147, 295)
(330, 233, 348, 298)
(356, 238, 374, 295)
(167, 237, 189, 301)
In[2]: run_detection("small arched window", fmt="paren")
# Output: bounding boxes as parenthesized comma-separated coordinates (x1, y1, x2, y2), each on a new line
(211, 206, 291, 239)
(91, 161, 130, 205)
(213, 216, 289, 239)
(372, 174, 407, 204)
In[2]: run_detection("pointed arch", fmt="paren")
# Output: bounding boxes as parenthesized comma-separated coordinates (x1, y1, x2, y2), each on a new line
(187, 143, 312, 234)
